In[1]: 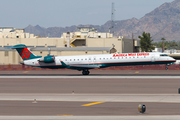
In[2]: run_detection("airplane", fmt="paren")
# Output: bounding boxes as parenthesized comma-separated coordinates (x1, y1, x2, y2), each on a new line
(9, 44, 176, 75)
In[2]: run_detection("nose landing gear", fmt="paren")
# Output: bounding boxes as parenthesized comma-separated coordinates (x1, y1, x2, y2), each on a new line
(82, 69, 90, 75)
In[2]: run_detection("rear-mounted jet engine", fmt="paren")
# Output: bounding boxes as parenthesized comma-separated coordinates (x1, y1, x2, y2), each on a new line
(39, 55, 55, 63)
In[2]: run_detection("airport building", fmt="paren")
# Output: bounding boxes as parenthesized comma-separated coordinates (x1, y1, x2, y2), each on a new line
(0, 27, 140, 65)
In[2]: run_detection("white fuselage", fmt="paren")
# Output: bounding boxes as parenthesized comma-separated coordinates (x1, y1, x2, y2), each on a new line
(23, 52, 176, 68)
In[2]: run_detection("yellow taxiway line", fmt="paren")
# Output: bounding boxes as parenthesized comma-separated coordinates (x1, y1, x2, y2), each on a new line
(82, 101, 105, 106)
(57, 115, 73, 116)
(23, 71, 29, 73)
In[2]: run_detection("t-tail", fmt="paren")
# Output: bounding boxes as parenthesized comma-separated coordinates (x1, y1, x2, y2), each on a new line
(9, 44, 42, 61)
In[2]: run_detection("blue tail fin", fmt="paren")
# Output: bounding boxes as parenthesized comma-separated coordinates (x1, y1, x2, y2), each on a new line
(10, 44, 42, 61)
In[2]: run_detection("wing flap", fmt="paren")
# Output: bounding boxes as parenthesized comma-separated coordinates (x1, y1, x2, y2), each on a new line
(69, 65, 101, 69)
(60, 60, 101, 69)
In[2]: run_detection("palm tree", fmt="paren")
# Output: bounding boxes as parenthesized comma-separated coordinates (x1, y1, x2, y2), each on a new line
(161, 38, 165, 52)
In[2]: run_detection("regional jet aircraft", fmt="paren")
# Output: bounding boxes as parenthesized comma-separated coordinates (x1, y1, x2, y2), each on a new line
(10, 44, 176, 75)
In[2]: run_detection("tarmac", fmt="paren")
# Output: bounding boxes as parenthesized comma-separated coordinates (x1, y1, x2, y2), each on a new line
(0, 69, 180, 75)
(0, 70, 180, 120)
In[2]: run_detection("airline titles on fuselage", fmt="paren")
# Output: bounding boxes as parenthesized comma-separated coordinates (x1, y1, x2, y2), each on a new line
(113, 53, 149, 57)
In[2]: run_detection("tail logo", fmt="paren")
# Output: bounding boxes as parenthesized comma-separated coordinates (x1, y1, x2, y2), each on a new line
(20, 48, 31, 59)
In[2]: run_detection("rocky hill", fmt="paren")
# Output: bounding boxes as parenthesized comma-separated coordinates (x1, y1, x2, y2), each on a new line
(25, 0, 180, 42)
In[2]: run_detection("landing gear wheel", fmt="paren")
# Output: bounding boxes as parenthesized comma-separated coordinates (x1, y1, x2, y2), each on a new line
(166, 64, 169, 70)
(82, 70, 90, 75)
(82, 71, 86, 75)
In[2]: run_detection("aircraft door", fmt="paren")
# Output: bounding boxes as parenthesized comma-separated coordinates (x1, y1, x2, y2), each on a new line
(56, 57, 61, 65)
(67, 59, 69, 65)
(151, 55, 155, 62)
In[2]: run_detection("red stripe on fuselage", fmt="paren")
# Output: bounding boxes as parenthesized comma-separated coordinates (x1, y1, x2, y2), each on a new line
(37, 60, 176, 67)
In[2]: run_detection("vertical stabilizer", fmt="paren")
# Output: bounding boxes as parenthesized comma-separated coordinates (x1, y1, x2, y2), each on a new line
(10, 44, 42, 60)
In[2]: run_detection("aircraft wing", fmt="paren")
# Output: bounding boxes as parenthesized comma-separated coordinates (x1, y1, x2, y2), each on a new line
(69, 65, 101, 69)
(60, 61, 101, 69)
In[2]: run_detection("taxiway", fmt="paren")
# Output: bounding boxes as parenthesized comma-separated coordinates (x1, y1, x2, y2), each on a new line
(0, 70, 179, 120)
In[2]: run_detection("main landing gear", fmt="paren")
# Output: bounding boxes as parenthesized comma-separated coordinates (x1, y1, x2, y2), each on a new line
(166, 64, 169, 70)
(82, 69, 90, 75)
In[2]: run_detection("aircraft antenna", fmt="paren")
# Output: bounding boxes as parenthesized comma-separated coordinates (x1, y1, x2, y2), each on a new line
(110, 2, 115, 36)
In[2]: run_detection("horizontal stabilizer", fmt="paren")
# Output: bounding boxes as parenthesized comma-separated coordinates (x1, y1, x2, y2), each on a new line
(7, 44, 27, 49)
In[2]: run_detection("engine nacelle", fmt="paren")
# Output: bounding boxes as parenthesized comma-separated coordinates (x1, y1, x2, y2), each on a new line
(39, 55, 55, 63)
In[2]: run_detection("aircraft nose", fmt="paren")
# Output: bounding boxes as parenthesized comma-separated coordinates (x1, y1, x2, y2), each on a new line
(171, 57, 176, 63)
(172, 57, 176, 61)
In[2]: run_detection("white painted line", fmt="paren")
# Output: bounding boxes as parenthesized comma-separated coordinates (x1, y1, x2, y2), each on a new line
(0, 94, 180, 103)
(0, 76, 179, 79)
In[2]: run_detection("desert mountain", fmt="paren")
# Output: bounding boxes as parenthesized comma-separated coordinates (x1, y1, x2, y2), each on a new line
(25, 0, 180, 42)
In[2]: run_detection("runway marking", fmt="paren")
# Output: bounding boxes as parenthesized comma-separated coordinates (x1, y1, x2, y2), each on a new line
(0, 94, 180, 103)
(82, 101, 105, 106)
(135, 71, 139, 73)
(23, 71, 29, 73)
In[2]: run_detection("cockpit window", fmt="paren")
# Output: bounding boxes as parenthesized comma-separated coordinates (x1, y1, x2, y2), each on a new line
(160, 54, 168, 56)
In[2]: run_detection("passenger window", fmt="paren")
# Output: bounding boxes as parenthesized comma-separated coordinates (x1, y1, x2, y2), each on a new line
(110, 57, 112, 59)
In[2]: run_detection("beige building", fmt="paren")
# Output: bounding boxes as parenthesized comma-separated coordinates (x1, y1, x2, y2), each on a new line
(0, 27, 37, 39)
(0, 27, 140, 65)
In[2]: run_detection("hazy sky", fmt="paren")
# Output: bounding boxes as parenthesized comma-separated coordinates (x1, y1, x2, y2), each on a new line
(0, 0, 174, 28)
